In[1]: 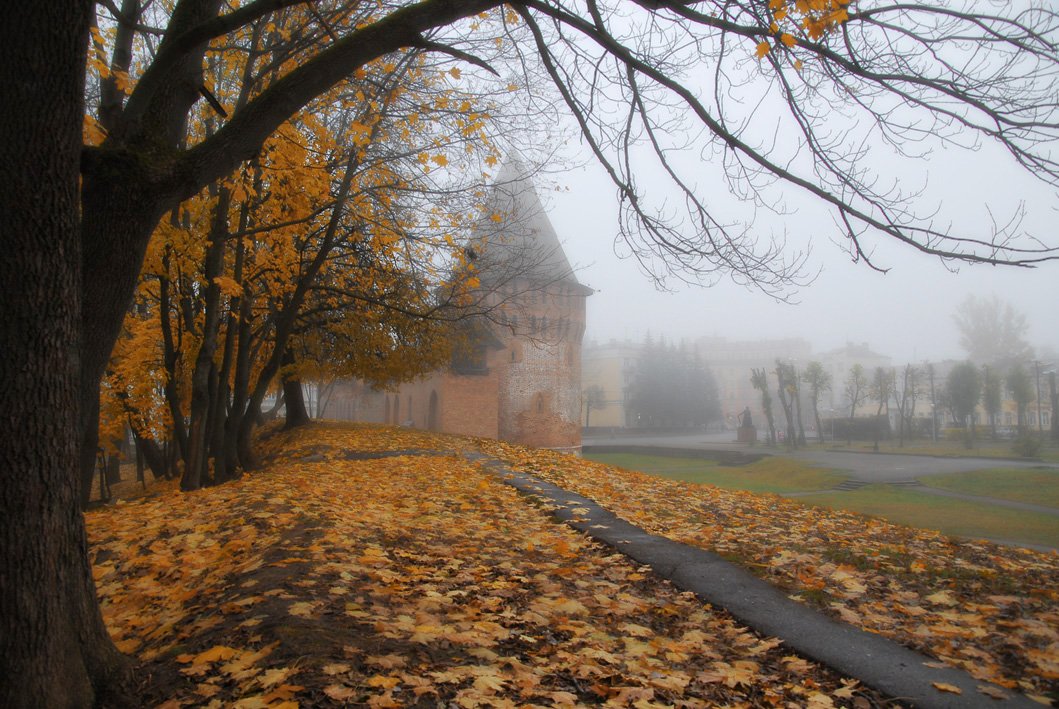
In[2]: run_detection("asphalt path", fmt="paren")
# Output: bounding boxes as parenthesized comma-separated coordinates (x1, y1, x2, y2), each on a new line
(476, 453, 1040, 708)
(786, 449, 1057, 483)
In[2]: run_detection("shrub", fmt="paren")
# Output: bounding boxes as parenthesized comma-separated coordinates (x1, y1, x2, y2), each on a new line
(1012, 434, 1042, 458)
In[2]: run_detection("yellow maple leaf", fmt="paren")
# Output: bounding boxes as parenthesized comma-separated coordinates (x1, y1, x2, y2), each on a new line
(925, 591, 958, 606)
(932, 682, 962, 694)
(323, 663, 351, 676)
(192, 645, 239, 664)
(366, 654, 406, 669)
(755, 41, 771, 58)
(324, 684, 356, 701)
(367, 674, 401, 689)
(259, 666, 295, 687)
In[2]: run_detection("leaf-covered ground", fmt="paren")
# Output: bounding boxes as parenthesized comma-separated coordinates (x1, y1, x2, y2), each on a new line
(88, 423, 885, 707)
(475, 438, 1059, 704)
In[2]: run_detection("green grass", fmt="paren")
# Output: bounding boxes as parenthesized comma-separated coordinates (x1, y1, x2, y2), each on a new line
(918, 467, 1059, 508)
(584, 452, 847, 494)
(796, 485, 1059, 549)
(817, 438, 1059, 463)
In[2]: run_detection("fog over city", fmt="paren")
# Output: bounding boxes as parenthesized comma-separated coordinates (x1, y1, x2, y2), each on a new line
(542, 146, 1059, 364)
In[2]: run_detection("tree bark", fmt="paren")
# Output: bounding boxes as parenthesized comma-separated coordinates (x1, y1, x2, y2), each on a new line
(282, 350, 311, 430)
(158, 256, 190, 465)
(182, 187, 230, 490)
(0, 2, 130, 704)
(133, 431, 168, 480)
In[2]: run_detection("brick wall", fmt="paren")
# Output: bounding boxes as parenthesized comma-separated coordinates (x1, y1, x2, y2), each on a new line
(496, 279, 587, 450)
(319, 280, 588, 452)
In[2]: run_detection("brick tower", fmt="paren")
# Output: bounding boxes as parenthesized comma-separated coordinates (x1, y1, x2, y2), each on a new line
(322, 162, 591, 453)
(475, 162, 593, 452)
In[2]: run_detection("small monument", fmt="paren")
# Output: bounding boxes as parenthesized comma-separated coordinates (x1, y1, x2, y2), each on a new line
(737, 406, 757, 443)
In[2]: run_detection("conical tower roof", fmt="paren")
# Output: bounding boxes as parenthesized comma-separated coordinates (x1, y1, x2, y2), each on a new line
(470, 160, 587, 291)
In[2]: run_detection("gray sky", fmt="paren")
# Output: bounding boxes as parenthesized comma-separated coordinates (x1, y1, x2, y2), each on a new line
(543, 149, 1059, 365)
(487, 2, 1059, 368)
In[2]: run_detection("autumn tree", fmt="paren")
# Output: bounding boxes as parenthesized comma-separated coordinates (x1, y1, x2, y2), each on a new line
(1007, 364, 1035, 434)
(982, 365, 1003, 439)
(104, 34, 525, 490)
(946, 361, 981, 446)
(802, 360, 831, 443)
(4, 0, 1059, 704)
(627, 338, 720, 428)
(953, 295, 1035, 368)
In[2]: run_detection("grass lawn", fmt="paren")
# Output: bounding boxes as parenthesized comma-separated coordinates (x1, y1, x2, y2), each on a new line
(918, 467, 1059, 508)
(796, 485, 1059, 549)
(584, 452, 847, 494)
(815, 439, 1059, 463)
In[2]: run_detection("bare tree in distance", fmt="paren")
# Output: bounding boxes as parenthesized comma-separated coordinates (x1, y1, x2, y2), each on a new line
(926, 362, 939, 443)
(4, 0, 1059, 704)
(1007, 363, 1035, 434)
(946, 361, 982, 447)
(982, 365, 1003, 439)
(843, 363, 868, 444)
(868, 366, 892, 451)
(802, 361, 831, 443)
(750, 367, 777, 445)
(894, 364, 920, 447)
(775, 361, 801, 448)
(583, 384, 606, 428)
(1050, 371, 1059, 442)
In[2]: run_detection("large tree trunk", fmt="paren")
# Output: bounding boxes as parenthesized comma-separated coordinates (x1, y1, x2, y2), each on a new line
(133, 431, 169, 480)
(182, 188, 230, 490)
(282, 349, 311, 430)
(158, 257, 190, 466)
(0, 2, 130, 704)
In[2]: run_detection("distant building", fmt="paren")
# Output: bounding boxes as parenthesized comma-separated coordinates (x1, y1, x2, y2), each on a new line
(694, 336, 813, 430)
(817, 342, 892, 416)
(323, 162, 592, 453)
(581, 340, 641, 429)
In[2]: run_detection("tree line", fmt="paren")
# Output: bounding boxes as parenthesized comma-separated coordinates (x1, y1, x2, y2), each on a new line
(625, 336, 722, 429)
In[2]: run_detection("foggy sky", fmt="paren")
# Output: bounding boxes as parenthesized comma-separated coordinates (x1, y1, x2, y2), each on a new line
(542, 148, 1059, 366)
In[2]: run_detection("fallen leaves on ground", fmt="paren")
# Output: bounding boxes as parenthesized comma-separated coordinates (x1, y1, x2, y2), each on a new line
(476, 438, 1059, 701)
(88, 423, 883, 707)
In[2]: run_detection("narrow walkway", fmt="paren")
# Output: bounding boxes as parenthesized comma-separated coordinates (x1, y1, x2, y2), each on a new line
(471, 454, 1040, 709)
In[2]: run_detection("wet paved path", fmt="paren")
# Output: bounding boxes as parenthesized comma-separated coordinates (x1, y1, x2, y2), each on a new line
(472, 453, 1040, 709)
